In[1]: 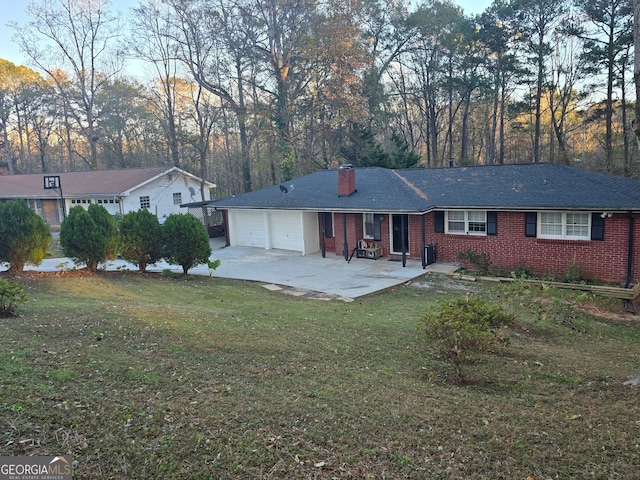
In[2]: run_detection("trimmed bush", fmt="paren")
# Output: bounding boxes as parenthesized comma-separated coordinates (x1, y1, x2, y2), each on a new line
(0, 200, 52, 272)
(60, 204, 119, 272)
(162, 213, 212, 274)
(0, 279, 28, 317)
(119, 209, 163, 273)
(419, 295, 513, 382)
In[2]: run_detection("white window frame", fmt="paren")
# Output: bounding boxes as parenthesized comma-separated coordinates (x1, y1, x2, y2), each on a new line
(363, 213, 375, 238)
(538, 211, 590, 240)
(173, 192, 182, 205)
(445, 210, 487, 235)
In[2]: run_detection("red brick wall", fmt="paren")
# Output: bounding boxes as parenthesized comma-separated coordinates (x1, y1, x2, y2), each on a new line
(426, 211, 640, 284)
(333, 213, 365, 258)
(324, 211, 640, 283)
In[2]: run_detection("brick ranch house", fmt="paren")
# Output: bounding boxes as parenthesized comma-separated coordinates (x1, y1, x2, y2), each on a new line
(193, 163, 640, 285)
(0, 166, 215, 228)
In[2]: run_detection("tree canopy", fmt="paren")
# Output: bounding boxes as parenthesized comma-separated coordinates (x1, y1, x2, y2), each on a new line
(1, 0, 638, 190)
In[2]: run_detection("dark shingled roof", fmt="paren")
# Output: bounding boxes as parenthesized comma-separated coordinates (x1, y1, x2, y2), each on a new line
(207, 163, 640, 213)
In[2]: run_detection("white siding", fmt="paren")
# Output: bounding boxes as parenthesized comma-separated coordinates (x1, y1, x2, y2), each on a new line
(123, 172, 206, 220)
(301, 212, 320, 255)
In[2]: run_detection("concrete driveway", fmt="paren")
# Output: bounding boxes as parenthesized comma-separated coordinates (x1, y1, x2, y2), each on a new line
(202, 241, 459, 299)
(20, 238, 459, 300)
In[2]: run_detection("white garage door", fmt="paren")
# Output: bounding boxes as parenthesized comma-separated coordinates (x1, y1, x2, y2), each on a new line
(270, 211, 302, 251)
(233, 211, 265, 248)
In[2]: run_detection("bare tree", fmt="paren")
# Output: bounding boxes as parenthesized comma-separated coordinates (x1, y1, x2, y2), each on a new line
(12, 0, 125, 170)
(511, 0, 568, 163)
(573, 0, 633, 172)
(634, 0, 640, 154)
(131, 0, 183, 167)
(546, 27, 587, 165)
(166, 0, 256, 192)
(0, 59, 22, 174)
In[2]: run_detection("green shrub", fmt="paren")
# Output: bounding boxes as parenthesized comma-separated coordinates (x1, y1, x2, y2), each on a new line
(457, 249, 492, 275)
(60, 204, 119, 272)
(419, 295, 513, 382)
(563, 262, 587, 284)
(0, 200, 52, 272)
(162, 214, 212, 274)
(510, 262, 534, 280)
(0, 279, 28, 317)
(119, 209, 163, 273)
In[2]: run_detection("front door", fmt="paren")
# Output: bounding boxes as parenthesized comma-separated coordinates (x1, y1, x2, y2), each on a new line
(391, 214, 409, 254)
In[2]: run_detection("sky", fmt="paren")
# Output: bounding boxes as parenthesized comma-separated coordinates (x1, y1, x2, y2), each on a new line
(0, 0, 494, 73)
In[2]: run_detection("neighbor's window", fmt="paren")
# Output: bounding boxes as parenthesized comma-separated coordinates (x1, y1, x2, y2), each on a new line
(173, 192, 182, 205)
(539, 212, 589, 239)
(446, 210, 486, 235)
(140, 195, 150, 209)
(363, 213, 375, 238)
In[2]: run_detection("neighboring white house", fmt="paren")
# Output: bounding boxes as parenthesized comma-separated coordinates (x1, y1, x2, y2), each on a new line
(0, 166, 215, 228)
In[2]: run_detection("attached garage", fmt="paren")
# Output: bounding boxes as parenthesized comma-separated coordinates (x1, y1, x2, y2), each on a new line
(270, 211, 303, 251)
(230, 210, 266, 248)
(227, 209, 319, 255)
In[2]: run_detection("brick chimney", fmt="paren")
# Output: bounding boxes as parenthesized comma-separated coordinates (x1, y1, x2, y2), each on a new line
(338, 164, 356, 196)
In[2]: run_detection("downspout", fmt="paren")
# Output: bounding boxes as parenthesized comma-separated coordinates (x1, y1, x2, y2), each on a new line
(625, 212, 635, 288)
(321, 213, 326, 258)
(401, 214, 407, 267)
(343, 213, 349, 261)
(421, 215, 426, 269)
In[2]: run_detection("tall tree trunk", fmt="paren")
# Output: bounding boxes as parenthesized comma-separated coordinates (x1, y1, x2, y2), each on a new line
(605, 32, 616, 172)
(1, 121, 15, 174)
(234, 57, 251, 192)
(460, 91, 471, 164)
(635, 0, 640, 152)
(533, 52, 544, 163)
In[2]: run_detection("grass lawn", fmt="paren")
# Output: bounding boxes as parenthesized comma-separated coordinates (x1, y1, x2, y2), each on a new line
(1, 272, 639, 479)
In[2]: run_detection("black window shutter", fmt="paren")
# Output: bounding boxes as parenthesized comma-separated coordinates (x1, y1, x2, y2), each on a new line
(434, 211, 445, 233)
(525, 212, 537, 237)
(591, 213, 604, 241)
(487, 212, 497, 236)
(323, 213, 333, 238)
(373, 214, 383, 241)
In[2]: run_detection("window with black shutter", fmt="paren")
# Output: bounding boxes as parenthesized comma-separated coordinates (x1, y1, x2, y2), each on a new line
(373, 214, 383, 241)
(434, 211, 445, 233)
(487, 212, 497, 236)
(323, 212, 333, 238)
(525, 212, 537, 237)
(591, 213, 604, 241)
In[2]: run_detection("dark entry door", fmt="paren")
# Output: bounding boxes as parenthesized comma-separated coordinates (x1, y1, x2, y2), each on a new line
(392, 214, 409, 253)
